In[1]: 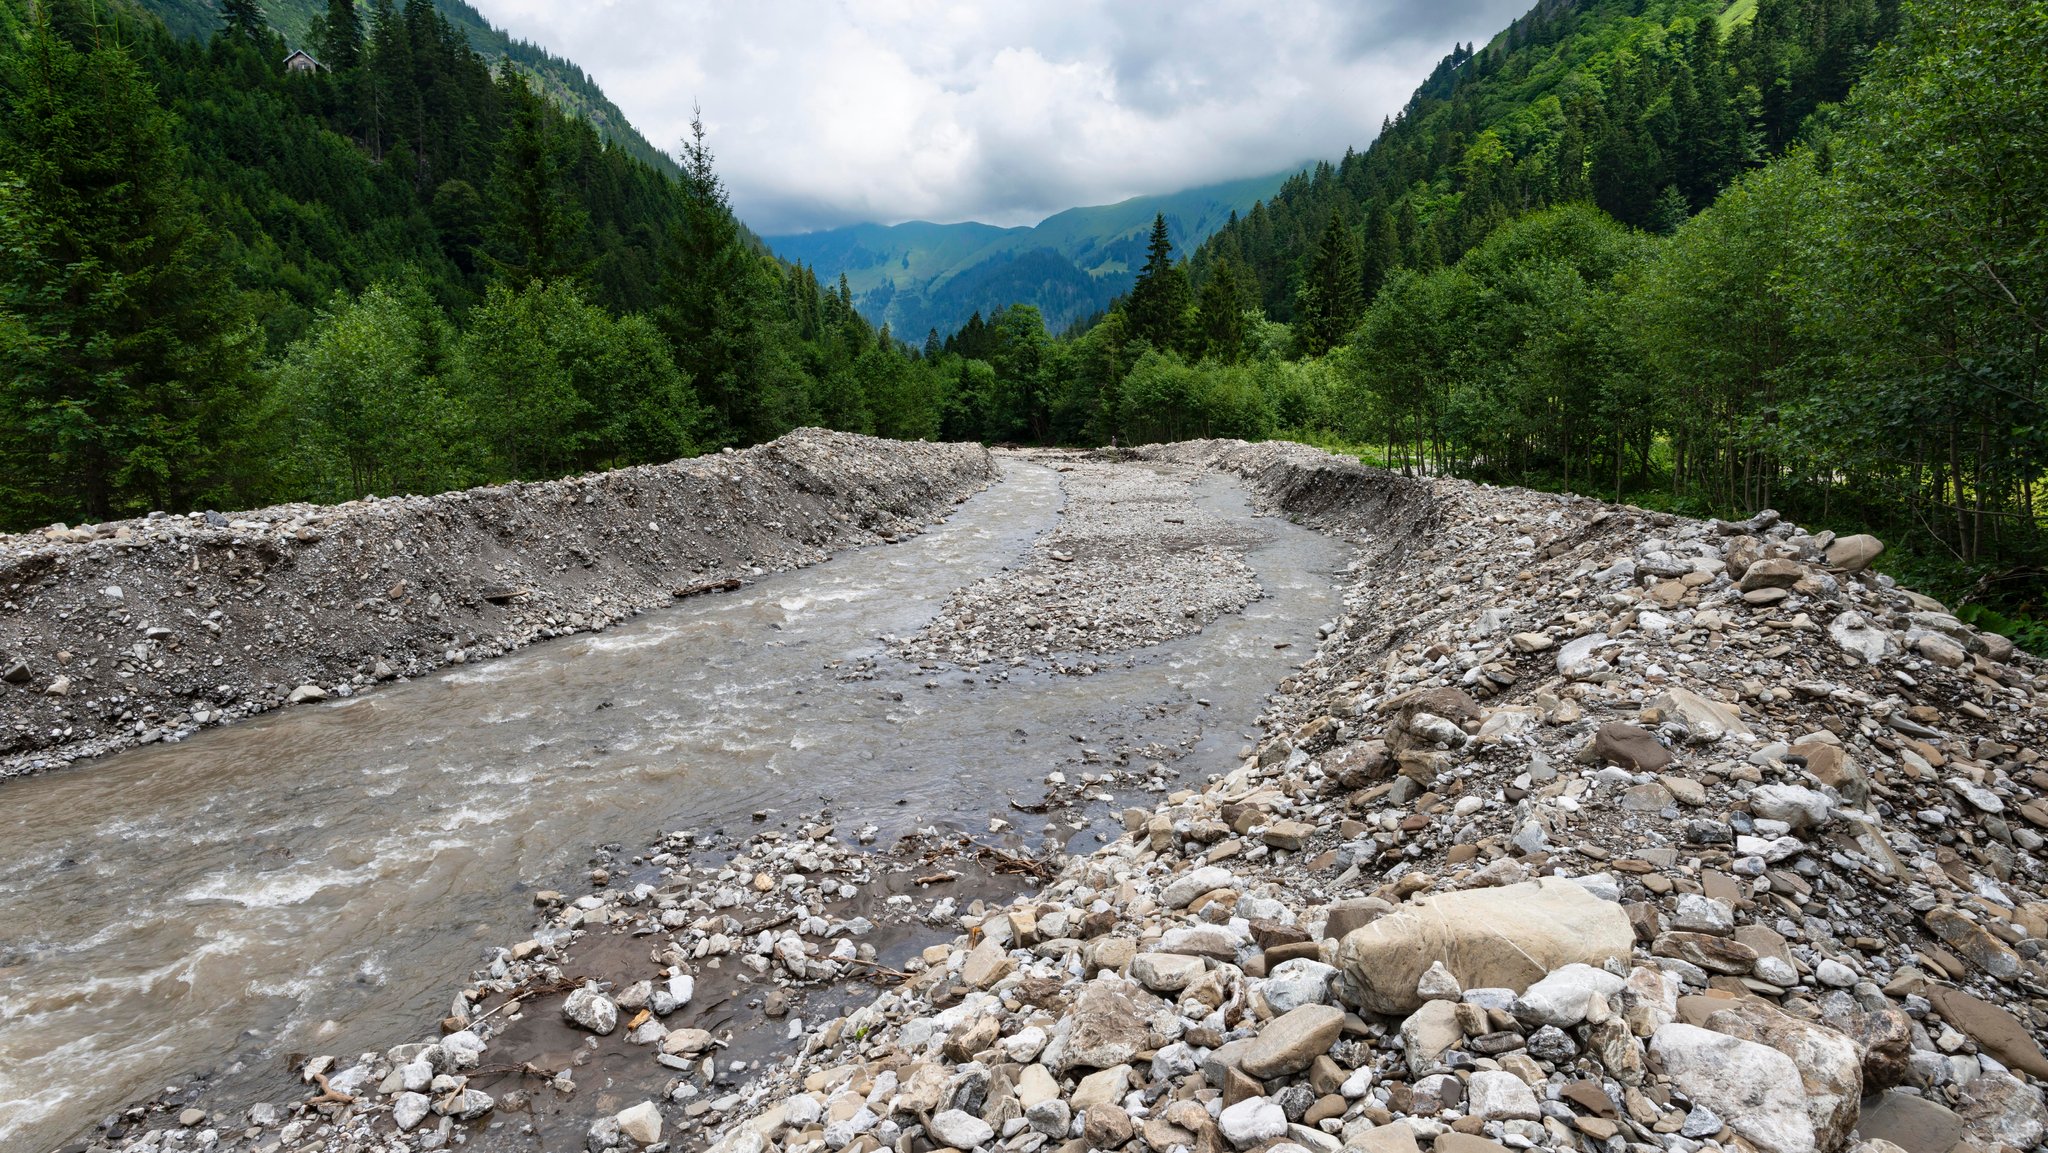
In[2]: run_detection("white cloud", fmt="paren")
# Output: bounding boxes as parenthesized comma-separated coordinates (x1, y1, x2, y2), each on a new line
(468, 0, 1533, 234)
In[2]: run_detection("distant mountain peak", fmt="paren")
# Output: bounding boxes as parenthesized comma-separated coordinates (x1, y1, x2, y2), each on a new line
(766, 171, 1292, 338)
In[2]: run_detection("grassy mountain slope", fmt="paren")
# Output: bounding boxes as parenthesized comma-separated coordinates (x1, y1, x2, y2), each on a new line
(135, 0, 679, 175)
(768, 171, 1287, 338)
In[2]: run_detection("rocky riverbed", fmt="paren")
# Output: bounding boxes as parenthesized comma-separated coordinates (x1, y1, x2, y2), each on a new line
(0, 430, 995, 777)
(899, 453, 1266, 674)
(54, 440, 2048, 1153)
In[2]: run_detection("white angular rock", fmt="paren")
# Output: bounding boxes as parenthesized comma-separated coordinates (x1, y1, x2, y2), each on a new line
(1401, 998, 1463, 1077)
(616, 1101, 664, 1146)
(1749, 784, 1833, 831)
(1673, 894, 1735, 935)
(928, 1108, 995, 1149)
(1132, 951, 1206, 993)
(1160, 865, 1237, 909)
(1557, 634, 1618, 680)
(1514, 963, 1627, 1027)
(1262, 958, 1336, 1013)
(1415, 960, 1460, 1001)
(1466, 1069, 1542, 1121)
(563, 983, 619, 1035)
(1650, 1023, 1816, 1153)
(1829, 611, 1897, 664)
(1649, 687, 1753, 742)
(392, 1092, 430, 1132)
(1219, 1097, 1289, 1150)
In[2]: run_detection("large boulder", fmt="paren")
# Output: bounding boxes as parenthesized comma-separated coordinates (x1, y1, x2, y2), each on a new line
(1825, 534, 1884, 572)
(1701, 999, 1862, 1150)
(1337, 878, 1634, 1015)
(1650, 1023, 1816, 1153)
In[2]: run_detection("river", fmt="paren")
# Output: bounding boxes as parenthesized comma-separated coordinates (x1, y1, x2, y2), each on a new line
(0, 459, 1349, 1151)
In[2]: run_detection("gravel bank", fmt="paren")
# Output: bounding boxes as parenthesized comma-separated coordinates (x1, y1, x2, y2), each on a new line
(76, 440, 2048, 1153)
(0, 431, 993, 778)
(899, 451, 1268, 675)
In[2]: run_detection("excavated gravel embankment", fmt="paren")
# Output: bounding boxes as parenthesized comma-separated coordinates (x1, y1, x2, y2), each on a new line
(65, 440, 2048, 1153)
(0, 430, 995, 777)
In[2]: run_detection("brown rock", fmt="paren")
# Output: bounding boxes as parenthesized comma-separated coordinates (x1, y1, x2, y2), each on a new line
(1795, 744, 1867, 808)
(945, 1014, 1000, 1061)
(1322, 897, 1394, 941)
(1826, 534, 1884, 572)
(1653, 932, 1758, 975)
(1562, 1080, 1618, 1118)
(1857, 1090, 1963, 1153)
(1304, 1095, 1347, 1127)
(1082, 1104, 1133, 1148)
(1264, 820, 1316, 852)
(1435, 1133, 1513, 1153)
(1852, 1007, 1914, 1091)
(1922, 908, 2024, 982)
(962, 937, 1014, 989)
(1925, 986, 2048, 1079)
(1739, 558, 1805, 591)
(1239, 1004, 1346, 1078)
(1590, 723, 1674, 771)
(1346, 1124, 1421, 1153)
(1577, 1117, 1620, 1141)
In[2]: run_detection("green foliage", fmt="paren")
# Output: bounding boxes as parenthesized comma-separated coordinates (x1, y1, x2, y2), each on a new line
(1185, 0, 1894, 323)
(0, 5, 261, 523)
(265, 277, 467, 500)
(1781, 0, 2048, 564)
(0, 0, 950, 529)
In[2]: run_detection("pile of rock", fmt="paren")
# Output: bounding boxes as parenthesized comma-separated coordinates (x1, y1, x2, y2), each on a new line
(687, 447, 2045, 1153)
(90, 440, 2048, 1153)
(899, 455, 1264, 675)
(0, 430, 994, 775)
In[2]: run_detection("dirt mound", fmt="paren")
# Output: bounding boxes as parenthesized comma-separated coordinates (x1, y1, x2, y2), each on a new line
(0, 430, 993, 777)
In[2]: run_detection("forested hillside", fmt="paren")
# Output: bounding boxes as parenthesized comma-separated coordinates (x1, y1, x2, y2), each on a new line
(0, 0, 955, 527)
(930, 0, 2046, 636)
(1190, 0, 1892, 336)
(134, 0, 679, 175)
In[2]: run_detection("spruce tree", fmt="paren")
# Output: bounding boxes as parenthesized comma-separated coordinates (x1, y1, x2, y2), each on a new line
(482, 70, 589, 286)
(1360, 204, 1401, 300)
(220, 0, 267, 40)
(1294, 209, 1364, 356)
(1126, 213, 1190, 351)
(321, 0, 361, 69)
(0, 9, 258, 523)
(660, 107, 777, 444)
(1194, 260, 1245, 364)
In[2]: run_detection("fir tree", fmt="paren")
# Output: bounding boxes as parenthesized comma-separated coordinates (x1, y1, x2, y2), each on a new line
(321, 0, 362, 70)
(219, 0, 267, 41)
(1125, 213, 1189, 351)
(0, 7, 258, 522)
(1194, 260, 1246, 364)
(1294, 209, 1365, 355)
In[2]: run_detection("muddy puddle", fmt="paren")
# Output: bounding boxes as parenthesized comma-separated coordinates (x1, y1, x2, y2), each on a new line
(0, 459, 1349, 1151)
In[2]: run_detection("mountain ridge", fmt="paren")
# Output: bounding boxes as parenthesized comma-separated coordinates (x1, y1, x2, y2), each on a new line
(767, 170, 1293, 338)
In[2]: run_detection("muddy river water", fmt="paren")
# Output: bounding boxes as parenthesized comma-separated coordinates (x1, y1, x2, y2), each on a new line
(0, 460, 1349, 1151)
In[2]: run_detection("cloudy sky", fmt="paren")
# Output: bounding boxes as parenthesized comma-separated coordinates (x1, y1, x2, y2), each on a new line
(468, 0, 1533, 236)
